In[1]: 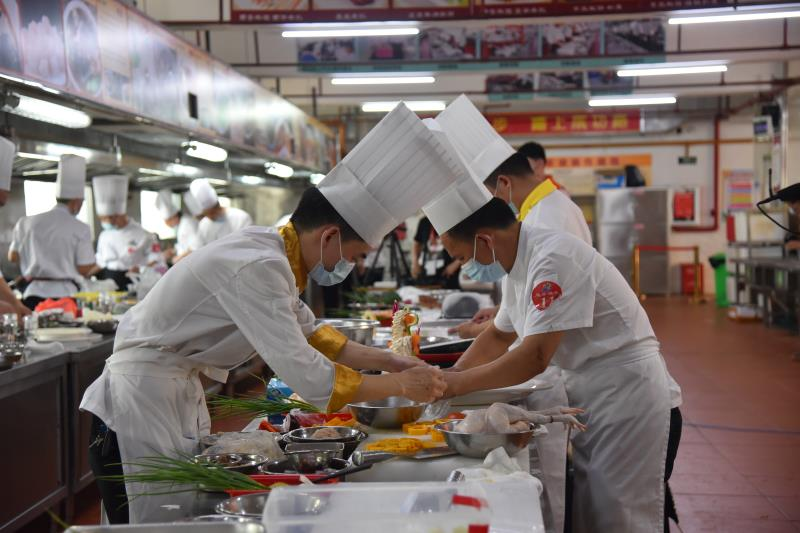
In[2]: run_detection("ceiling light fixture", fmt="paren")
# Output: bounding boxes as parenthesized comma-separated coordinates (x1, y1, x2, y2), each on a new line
(182, 141, 228, 163)
(332, 76, 435, 86)
(362, 101, 446, 113)
(17, 152, 61, 162)
(617, 61, 728, 77)
(669, 8, 800, 24)
(283, 27, 419, 38)
(265, 162, 294, 179)
(138, 168, 171, 176)
(0, 73, 61, 94)
(166, 163, 200, 176)
(310, 173, 326, 185)
(588, 94, 677, 107)
(240, 175, 266, 185)
(4, 94, 90, 128)
(22, 169, 58, 176)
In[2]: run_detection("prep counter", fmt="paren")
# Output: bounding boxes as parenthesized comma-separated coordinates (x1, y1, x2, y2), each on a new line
(0, 337, 115, 532)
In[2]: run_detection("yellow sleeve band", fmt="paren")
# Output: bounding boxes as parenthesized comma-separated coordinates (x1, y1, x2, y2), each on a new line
(307, 324, 348, 361)
(326, 363, 364, 413)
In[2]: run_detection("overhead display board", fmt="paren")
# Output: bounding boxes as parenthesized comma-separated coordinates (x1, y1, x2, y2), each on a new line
(0, 0, 336, 171)
(230, 0, 778, 23)
(488, 111, 641, 136)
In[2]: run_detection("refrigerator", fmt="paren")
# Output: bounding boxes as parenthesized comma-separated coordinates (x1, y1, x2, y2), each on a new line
(596, 188, 669, 294)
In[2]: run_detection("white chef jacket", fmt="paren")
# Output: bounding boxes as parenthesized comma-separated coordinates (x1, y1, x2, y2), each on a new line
(523, 189, 592, 245)
(495, 224, 679, 532)
(194, 207, 252, 249)
(175, 214, 198, 255)
(96, 219, 162, 271)
(10, 204, 95, 298)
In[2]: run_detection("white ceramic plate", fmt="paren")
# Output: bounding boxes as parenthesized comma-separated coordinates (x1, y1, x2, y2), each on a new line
(450, 378, 554, 406)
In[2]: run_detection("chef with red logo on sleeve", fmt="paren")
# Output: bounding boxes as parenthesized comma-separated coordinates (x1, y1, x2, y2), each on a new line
(422, 99, 682, 532)
(94, 176, 165, 290)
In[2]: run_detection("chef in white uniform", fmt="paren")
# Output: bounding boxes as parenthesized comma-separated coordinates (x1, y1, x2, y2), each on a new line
(154, 189, 197, 263)
(422, 99, 572, 533)
(80, 103, 465, 524)
(423, 156, 681, 531)
(0, 137, 31, 317)
(94, 176, 163, 290)
(190, 179, 252, 248)
(9, 155, 97, 310)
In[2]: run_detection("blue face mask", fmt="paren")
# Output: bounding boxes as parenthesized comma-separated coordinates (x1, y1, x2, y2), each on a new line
(101, 222, 115, 231)
(497, 182, 519, 217)
(462, 236, 507, 283)
(309, 233, 355, 287)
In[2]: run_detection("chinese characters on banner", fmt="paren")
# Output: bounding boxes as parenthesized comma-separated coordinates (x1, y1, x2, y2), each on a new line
(488, 111, 641, 136)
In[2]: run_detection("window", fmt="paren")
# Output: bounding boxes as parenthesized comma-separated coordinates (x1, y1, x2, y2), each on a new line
(24, 181, 93, 235)
(140, 189, 176, 240)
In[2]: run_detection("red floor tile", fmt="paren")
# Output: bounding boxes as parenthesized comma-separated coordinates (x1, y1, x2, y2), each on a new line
(748, 476, 800, 497)
(674, 494, 785, 521)
(670, 471, 760, 496)
(769, 496, 800, 521)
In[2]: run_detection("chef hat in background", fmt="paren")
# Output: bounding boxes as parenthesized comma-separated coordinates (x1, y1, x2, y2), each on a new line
(435, 94, 515, 181)
(189, 179, 219, 211)
(92, 175, 129, 216)
(182, 190, 202, 217)
(0, 136, 14, 192)
(55, 155, 87, 200)
(317, 102, 465, 248)
(421, 118, 492, 235)
(155, 189, 179, 219)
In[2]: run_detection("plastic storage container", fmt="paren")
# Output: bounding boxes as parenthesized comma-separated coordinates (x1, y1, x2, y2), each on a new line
(708, 253, 729, 307)
(263, 478, 545, 533)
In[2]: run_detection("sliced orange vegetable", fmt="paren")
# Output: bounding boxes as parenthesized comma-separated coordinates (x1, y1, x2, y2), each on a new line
(405, 426, 429, 436)
(365, 438, 424, 455)
(430, 429, 445, 442)
(258, 420, 280, 432)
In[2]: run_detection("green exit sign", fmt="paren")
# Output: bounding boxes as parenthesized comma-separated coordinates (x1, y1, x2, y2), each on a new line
(679, 156, 698, 165)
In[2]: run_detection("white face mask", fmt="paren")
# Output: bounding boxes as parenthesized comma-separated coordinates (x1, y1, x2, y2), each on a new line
(309, 232, 355, 286)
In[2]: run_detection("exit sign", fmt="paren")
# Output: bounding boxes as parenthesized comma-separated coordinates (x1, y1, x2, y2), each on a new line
(679, 156, 697, 165)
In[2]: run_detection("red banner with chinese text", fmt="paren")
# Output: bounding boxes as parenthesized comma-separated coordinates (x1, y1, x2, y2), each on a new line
(488, 111, 640, 136)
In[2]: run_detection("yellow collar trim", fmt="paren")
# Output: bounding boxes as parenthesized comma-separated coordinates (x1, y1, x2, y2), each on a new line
(518, 178, 558, 221)
(278, 222, 309, 292)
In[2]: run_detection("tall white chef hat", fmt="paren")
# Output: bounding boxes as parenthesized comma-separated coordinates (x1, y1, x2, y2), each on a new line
(421, 118, 492, 235)
(317, 103, 466, 248)
(435, 94, 515, 182)
(182, 190, 202, 216)
(55, 155, 87, 200)
(155, 189, 178, 219)
(92, 175, 129, 216)
(189, 179, 219, 211)
(0, 136, 14, 192)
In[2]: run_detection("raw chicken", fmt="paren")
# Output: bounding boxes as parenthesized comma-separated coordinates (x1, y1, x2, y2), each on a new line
(455, 403, 587, 434)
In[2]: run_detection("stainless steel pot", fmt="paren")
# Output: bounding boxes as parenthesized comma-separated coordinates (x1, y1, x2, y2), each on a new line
(314, 319, 379, 346)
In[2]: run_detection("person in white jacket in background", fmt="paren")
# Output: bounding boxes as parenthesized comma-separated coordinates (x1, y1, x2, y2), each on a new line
(190, 178, 252, 248)
(0, 136, 32, 317)
(154, 189, 198, 264)
(94, 176, 164, 291)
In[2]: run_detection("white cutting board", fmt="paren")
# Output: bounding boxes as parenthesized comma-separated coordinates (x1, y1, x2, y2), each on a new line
(36, 327, 97, 342)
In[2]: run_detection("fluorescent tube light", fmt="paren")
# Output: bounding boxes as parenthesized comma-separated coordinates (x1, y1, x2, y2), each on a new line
(138, 168, 171, 176)
(332, 76, 435, 85)
(22, 169, 58, 176)
(5, 94, 91, 128)
(283, 27, 419, 38)
(588, 95, 677, 107)
(166, 163, 200, 176)
(240, 175, 266, 185)
(182, 141, 228, 163)
(17, 152, 61, 162)
(310, 173, 326, 185)
(362, 101, 446, 113)
(617, 62, 728, 77)
(265, 162, 294, 179)
(669, 9, 800, 24)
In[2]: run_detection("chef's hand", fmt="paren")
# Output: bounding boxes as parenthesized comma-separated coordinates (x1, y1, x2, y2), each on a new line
(447, 320, 488, 339)
(441, 371, 463, 399)
(471, 306, 499, 324)
(14, 301, 31, 320)
(393, 366, 446, 403)
(386, 352, 428, 372)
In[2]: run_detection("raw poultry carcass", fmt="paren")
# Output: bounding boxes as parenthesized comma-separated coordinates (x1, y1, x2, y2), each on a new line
(456, 403, 587, 434)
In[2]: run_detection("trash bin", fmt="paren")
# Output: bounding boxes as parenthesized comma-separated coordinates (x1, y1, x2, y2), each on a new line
(708, 253, 728, 308)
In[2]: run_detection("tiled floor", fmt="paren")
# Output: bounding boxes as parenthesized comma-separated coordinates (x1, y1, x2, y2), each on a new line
(647, 297, 800, 532)
(27, 297, 800, 531)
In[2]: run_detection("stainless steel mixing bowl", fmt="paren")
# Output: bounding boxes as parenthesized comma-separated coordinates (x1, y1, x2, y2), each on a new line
(314, 319, 379, 346)
(347, 396, 427, 429)
(284, 442, 345, 473)
(434, 420, 544, 459)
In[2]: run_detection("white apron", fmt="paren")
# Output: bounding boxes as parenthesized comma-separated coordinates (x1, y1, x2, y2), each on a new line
(564, 349, 671, 533)
(526, 365, 569, 533)
(82, 347, 229, 523)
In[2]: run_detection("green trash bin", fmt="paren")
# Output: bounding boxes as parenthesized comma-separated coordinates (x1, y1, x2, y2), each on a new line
(709, 253, 728, 308)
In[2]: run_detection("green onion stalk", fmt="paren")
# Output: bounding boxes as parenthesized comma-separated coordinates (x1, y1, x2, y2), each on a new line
(206, 376, 320, 419)
(99, 454, 268, 498)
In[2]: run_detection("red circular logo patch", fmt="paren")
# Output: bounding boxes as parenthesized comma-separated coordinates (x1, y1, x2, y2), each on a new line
(532, 281, 562, 311)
